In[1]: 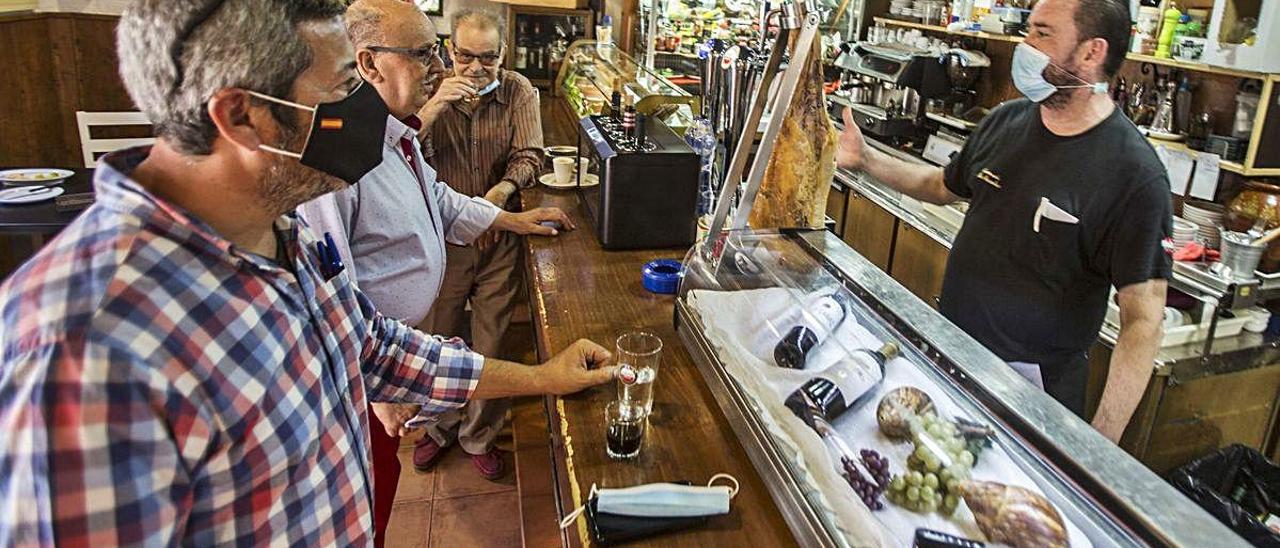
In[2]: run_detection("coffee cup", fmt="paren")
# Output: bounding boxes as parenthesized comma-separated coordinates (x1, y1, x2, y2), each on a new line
(578, 157, 590, 179)
(553, 156, 576, 185)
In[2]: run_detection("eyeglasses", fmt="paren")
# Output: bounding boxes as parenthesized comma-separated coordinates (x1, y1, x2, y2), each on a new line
(367, 43, 442, 65)
(450, 47, 502, 66)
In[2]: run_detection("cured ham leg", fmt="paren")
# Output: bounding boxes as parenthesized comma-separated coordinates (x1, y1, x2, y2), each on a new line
(748, 34, 838, 230)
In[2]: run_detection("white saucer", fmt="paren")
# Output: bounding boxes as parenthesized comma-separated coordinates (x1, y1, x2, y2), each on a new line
(545, 145, 577, 156)
(1, 168, 74, 186)
(540, 172, 599, 189)
(0, 185, 65, 204)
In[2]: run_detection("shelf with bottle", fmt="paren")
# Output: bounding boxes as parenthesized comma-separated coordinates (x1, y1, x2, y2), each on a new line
(872, 16, 1273, 80)
(871, 16, 1023, 43)
(507, 7, 594, 88)
(643, 0, 762, 59)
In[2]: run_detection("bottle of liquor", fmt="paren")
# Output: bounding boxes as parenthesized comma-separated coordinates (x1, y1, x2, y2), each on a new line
(622, 102, 636, 135)
(515, 20, 529, 70)
(785, 342, 900, 429)
(774, 290, 852, 369)
(530, 22, 544, 73)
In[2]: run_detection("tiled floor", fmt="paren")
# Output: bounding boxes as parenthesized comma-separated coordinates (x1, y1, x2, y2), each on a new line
(385, 109, 554, 547)
(383, 433, 521, 548)
(383, 318, 536, 548)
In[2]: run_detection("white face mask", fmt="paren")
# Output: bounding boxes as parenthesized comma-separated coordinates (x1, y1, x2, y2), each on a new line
(559, 474, 740, 528)
(1012, 42, 1108, 103)
(475, 77, 500, 97)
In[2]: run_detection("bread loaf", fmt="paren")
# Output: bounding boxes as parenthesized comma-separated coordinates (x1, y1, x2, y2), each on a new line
(957, 480, 1069, 548)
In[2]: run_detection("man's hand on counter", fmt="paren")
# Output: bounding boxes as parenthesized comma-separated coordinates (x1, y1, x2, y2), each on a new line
(492, 207, 575, 237)
(538, 339, 620, 396)
(471, 339, 619, 399)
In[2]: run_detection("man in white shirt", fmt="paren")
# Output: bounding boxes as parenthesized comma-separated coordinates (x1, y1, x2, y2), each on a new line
(297, 0, 572, 543)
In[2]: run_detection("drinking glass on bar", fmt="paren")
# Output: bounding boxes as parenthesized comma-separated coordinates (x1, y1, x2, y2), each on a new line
(615, 331, 663, 416)
(604, 400, 647, 459)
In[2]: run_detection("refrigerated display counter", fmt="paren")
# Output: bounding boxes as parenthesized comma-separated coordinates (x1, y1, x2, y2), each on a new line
(674, 228, 1245, 547)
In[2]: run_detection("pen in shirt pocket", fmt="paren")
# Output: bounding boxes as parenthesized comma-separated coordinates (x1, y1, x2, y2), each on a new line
(316, 232, 345, 279)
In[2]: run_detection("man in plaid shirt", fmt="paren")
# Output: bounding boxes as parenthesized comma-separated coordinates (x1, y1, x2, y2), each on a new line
(0, 0, 615, 545)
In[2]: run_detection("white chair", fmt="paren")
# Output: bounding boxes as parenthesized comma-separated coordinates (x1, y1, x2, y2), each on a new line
(75, 111, 155, 168)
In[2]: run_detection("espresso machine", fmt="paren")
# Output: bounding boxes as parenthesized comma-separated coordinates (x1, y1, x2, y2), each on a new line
(831, 42, 949, 146)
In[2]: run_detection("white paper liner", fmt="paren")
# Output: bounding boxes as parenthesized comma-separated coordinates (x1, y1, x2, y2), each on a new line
(688, 287, 1092, 547)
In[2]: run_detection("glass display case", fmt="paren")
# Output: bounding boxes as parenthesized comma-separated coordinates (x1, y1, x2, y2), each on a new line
(555, 40, 699, 132)
(674, 228, 1243, 547)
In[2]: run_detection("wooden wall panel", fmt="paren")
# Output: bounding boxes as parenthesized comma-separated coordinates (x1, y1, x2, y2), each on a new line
(0, 13, 72, 166)
(0, 12, 133, 168)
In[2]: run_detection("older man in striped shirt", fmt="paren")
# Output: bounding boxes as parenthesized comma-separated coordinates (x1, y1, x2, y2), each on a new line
(411, 9, 545, 480)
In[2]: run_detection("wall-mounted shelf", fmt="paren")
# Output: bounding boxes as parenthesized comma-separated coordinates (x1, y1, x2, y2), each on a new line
(1147, 137, 1247, 174)
(873, 17, 1023, 43)
(873, 17, 1274, 81)
(1126, 53, 1268, 80)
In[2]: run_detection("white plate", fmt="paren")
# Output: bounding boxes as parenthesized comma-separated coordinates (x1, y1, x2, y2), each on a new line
(539, 172, 599, 189)
(0, 168, 74, 186)
(0, 185, 65, 204)
(545, 145, 577, 156)
(1143, 127, 1186, 142)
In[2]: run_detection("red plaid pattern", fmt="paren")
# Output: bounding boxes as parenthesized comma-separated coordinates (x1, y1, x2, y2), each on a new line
(0, 148, 484, 546)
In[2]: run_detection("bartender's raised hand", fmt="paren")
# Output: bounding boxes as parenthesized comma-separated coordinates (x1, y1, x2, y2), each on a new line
(836, 107, 868, 170)
(371, 402, 422, 438)
(539, 339, 619, 395)
(492, 207, 576, 237)
(420, 76, 477, 127)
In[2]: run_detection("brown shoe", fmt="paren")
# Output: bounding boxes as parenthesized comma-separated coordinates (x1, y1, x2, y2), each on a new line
(467, 448, 506, 481)
(413, 436, 449, 472)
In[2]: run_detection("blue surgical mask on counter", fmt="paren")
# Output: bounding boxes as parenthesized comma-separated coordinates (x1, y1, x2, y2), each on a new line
(1011, 42, 1108, 103)
(559, 474, 740, 529)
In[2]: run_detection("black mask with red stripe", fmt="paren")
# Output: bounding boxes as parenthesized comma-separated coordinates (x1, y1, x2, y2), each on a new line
(249, 82, 390, 186)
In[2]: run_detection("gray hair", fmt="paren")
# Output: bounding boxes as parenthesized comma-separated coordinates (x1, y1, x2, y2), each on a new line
(117, 0, 347, 155)
(450, 8, 506, 47)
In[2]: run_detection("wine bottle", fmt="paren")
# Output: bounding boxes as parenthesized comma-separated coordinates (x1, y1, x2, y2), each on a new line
(785, 341, 900, 429)
(774, 291, 853, 369)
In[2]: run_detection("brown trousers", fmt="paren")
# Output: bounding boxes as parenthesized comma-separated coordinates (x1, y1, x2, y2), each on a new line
(420, 232, 520, 454)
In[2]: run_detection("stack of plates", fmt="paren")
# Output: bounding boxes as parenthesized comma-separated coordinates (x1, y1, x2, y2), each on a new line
(1183, 201, 1226, 248)
(1172, 217, 1198, 248)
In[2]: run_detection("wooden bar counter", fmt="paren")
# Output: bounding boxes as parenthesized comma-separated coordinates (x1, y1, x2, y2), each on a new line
(513, 186, 797, 547)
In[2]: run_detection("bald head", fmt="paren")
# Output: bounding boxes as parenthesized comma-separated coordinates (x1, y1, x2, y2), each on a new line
(346, 0, 436, 50)
(346, 0, 444, 119)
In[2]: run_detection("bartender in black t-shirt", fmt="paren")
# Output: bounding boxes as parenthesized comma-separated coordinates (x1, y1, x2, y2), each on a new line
(836, 0, 1171, 442)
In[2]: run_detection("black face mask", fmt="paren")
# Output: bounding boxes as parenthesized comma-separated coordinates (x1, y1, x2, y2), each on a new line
(248, 82, 390, 185)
